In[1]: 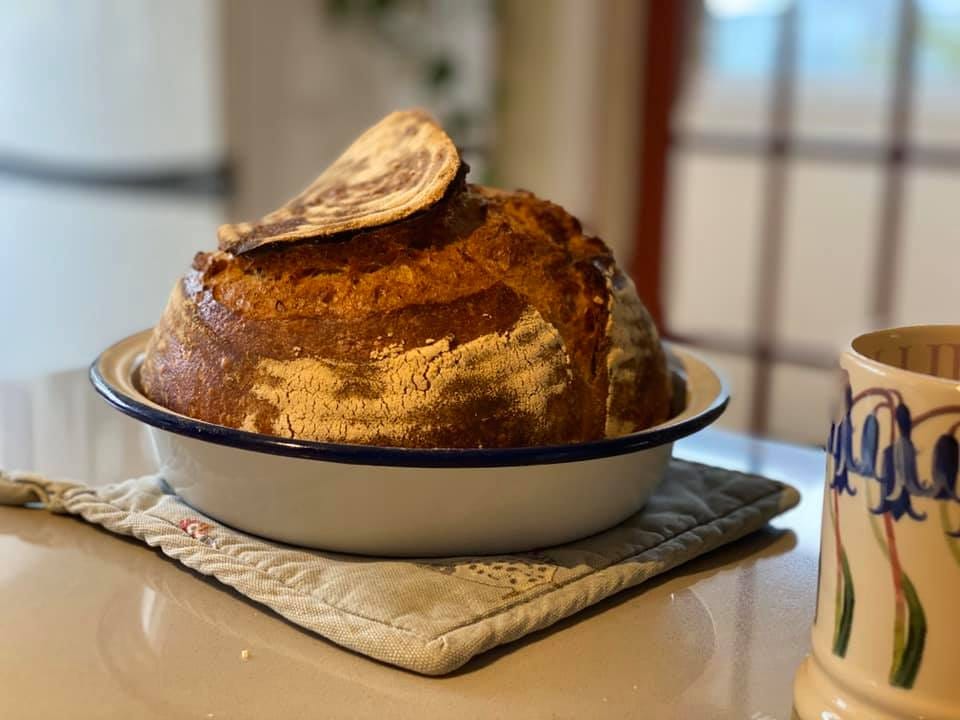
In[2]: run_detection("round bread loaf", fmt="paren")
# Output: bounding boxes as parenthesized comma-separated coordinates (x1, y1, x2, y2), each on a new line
(140, 178, 672, 448)
(140, 110, 671, 448)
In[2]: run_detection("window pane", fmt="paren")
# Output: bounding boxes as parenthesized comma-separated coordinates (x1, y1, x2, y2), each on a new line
(913, 0, 960, 145)
(0, 179, 223, 379)
(769, 362, 835, 445)
(894, 168, 960, 325)
(665, 151, 764, 340)
(0, 1, 224, 167)
(681, 347, 757, 435)
(778, 161, 882, 351)
(675, 1, 781, 136)
(794, 0, 898, 143)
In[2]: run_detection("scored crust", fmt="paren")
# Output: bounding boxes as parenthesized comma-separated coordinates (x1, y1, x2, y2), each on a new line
(218, 109, 461, 254)
(142, 182, 673, 448)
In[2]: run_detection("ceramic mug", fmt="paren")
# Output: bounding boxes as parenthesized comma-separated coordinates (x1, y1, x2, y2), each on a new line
(794, 326, 960, 720)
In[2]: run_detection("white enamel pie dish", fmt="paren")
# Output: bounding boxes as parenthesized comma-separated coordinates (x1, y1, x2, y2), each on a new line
(91, 330, 728, 556)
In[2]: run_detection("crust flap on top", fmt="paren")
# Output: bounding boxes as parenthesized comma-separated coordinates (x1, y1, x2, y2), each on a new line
(218, 109, 461, 254)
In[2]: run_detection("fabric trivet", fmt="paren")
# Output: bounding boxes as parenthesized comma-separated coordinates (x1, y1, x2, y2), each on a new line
(0, 460, 799, 675)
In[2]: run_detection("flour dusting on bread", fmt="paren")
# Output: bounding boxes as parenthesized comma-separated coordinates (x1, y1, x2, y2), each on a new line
(218, 109, 460, 254)
(602, 266, 666, 436)
(246, 308, 571, 444)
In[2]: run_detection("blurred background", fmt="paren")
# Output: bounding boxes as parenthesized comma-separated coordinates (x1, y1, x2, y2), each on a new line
(1, 0, 958, 447)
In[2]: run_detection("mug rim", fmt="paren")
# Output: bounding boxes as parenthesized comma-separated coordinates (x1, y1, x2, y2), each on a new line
(846, 324, 960, 388)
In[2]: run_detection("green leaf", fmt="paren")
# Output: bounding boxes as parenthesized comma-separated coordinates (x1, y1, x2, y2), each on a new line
(366, 0, 397, 15)
(890, 573, 927, 688)
(425, 56, 455, 89)
(832, 546, 855, 657)
(326, 0, 352, 18)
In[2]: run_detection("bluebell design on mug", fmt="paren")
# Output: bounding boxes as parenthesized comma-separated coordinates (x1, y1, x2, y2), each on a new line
(797, 337, 960, 718)
(823, 352, 960, 689)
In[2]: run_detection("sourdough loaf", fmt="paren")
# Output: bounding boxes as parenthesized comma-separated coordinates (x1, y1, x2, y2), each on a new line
(140, 112, 671, 448)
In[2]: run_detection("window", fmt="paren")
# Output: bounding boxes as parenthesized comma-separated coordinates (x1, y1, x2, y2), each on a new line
(640, 0, 960, 444)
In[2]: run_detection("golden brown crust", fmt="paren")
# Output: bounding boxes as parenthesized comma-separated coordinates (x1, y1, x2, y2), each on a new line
(142, 183, 671, 448)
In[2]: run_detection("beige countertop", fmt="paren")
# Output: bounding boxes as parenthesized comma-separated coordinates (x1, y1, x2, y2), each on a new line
(0, 369, 824, 719)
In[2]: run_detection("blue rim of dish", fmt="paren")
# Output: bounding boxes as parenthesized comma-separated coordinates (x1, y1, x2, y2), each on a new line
(89, 350, 729, 468)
